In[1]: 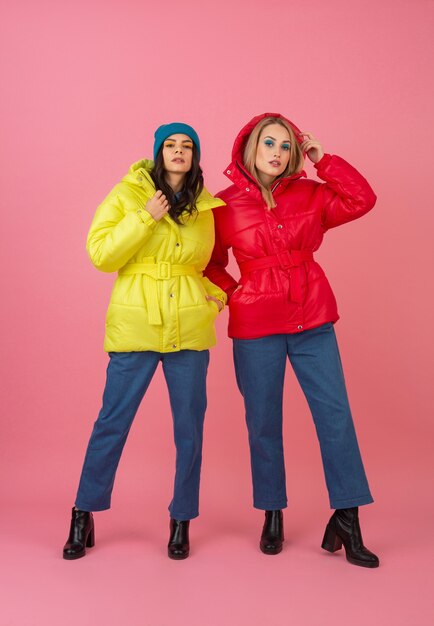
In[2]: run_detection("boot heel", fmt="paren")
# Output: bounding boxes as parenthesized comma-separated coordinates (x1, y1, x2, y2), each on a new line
(321, 524, 342, 552)
(86, 528, 95, 548)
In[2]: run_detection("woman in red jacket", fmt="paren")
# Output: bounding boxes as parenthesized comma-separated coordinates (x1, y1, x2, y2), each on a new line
(205, 113, 379, 568)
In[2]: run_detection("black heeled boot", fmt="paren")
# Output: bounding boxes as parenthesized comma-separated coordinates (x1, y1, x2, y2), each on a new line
(321, 507, 379, 568)
(167, 519, 190, 560)
(63, 507, 95, 560)
(260, 510, 284, 555)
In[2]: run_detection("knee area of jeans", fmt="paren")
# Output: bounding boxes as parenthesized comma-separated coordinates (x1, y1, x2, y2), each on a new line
(313, 409, 355, 429)
(174, 435, 203, 450)
(249, 427, 284, 441)
(87, 432, 128, 449)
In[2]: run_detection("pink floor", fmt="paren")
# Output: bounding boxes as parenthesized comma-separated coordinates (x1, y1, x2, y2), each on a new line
(2, 467, 432, 626)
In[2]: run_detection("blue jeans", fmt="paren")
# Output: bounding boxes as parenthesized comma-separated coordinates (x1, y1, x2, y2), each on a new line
(75, 350, 209, 520)
(233, 323, 373, 510)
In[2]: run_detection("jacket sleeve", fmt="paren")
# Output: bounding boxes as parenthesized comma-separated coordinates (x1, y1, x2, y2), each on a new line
(315, 154, 377, 230)
(86, 190, 157, 273)
(203, 209, 239, 300)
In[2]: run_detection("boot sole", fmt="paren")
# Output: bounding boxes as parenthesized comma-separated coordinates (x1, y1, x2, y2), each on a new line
(260, 543, 283, 555)
(346, 555, 380, 568)
(168, 551, 189, 560)
(63, 550, 86, 560)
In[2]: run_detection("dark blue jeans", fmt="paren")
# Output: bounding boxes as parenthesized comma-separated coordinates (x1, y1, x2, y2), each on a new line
(75, 350, 209, 520)
(233, 323, 373, 510)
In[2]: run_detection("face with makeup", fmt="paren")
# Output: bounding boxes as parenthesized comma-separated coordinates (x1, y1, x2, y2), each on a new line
(162, 134, 194, 179)
(255, 123, 291, 187)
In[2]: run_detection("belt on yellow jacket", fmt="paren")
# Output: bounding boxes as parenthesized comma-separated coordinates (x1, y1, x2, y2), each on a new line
(118, 258, 200, 325)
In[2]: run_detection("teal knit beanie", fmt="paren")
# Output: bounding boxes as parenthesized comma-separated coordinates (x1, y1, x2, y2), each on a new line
(153, 122, 201, 161)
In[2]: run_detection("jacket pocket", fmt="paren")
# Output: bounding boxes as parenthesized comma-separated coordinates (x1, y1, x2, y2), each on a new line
(178, 303, 218, 347)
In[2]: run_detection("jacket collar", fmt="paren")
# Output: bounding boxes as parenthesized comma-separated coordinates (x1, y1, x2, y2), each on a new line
(224, 160, 306, 201)
(123, 159, 225, 214)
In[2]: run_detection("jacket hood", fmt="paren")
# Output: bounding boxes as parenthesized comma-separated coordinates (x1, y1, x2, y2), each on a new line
(121, 159, 225, 213)
(225, 112, 306, 190)
(231, 112, 304, 163)
(122, 159, 155, 191)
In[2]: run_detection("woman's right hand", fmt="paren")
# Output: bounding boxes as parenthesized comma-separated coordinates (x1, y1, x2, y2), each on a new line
(145, 190, 170, 221)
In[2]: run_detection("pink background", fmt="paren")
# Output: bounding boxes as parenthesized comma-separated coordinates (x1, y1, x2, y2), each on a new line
(1, 0, 433, 624)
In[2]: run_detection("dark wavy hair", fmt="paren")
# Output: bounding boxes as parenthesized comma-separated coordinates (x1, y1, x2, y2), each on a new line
(150, 145, 204, 224)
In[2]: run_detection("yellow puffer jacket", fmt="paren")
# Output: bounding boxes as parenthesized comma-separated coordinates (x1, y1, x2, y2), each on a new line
(87, 159, 227, 352)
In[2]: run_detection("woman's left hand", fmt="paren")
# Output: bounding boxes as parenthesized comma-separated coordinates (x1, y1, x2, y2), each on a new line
(206, 295, 223, 311)
(299, 132, 325, 164)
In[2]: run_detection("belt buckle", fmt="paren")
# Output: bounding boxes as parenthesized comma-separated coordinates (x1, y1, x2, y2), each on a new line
(157, 261, 171, 279)
(277, 250, 292, 268)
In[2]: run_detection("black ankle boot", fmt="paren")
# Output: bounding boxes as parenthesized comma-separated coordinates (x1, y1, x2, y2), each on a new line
(260, 510, 284, 555)
(63, 507, 95, 560)
(321, 507, 379, 568)
(167, 519, 190, 560)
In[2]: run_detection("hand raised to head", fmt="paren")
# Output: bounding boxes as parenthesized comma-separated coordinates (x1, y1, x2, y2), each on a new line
(299, 132, 325, 164)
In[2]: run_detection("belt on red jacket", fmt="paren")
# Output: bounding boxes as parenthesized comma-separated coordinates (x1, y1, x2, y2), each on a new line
(238, 249, 314, 304)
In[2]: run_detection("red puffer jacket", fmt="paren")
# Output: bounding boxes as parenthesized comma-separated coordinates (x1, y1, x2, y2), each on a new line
(204, 112, 377, 339)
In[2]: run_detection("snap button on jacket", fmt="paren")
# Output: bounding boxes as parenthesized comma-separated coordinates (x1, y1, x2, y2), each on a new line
(204, 113, 377, 339)
(87, 160, 227, 352)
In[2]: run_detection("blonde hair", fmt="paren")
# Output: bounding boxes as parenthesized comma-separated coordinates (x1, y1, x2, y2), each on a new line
(243, 117, 304, 208)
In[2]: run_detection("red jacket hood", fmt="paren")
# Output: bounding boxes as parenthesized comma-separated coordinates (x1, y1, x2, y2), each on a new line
(225, 112, 307, 190)
(231, 112, 305, 163)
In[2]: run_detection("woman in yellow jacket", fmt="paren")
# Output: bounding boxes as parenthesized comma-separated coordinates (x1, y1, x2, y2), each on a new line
(63, 123, 226, 561)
